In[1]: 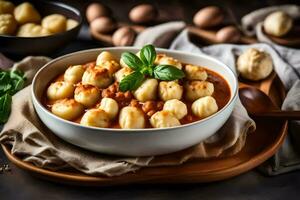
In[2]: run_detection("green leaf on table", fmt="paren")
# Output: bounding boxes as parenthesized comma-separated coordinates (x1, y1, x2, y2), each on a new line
(119, 71, 144, 92)
(153, 65, 185, 81)
(0, 93, 12, 124)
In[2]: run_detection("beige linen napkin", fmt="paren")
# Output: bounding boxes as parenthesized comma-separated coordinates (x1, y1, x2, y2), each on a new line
(0, 54, 255, 177)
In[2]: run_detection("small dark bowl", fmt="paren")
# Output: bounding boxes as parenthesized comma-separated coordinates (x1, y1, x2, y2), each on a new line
(0, 0, 82, 56)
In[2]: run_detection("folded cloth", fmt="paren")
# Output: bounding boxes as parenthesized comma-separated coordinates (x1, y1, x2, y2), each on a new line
(241, 5, 300, 44)
(0, 23, 256, 177)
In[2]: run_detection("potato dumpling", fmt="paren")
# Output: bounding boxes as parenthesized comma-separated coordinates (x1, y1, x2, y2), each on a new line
(96, 51, 116, 65)
(52, 99, 84, 120)
(156, 56, 182, 70)
(42, 14, 67, 34)
(163, 99, 187, 120)
(150, 111, 180, 128)
(133, 79, 158, 102)
(99, 60, 121, 75)
(185, 81, 214, 101)
(17, 23, 51, 37)
(0, 14, 17, 35)
(82, 66, 112, 88)
(64, 65, 85, 84)
(74, 84, 100, 107)
(158, 81, 183, 101)
(114, 67, 132, 82)
(191, 96, 218, 118)
(99, 97, 119, 120)
(119, 106, 145, 129)
(80, 108, 110, 128)
(184, 64, 208, 81)
(47, 81, 74, 100)
(66, 19, 78, 30)
(14, 2, 41, 24)
(0, 1, 14, 14)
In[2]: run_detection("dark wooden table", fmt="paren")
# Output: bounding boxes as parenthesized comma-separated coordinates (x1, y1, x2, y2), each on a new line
(1, 0, 300, 199)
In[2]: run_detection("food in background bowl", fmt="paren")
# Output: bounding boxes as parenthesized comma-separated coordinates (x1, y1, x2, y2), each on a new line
(43, 45, 231, 129)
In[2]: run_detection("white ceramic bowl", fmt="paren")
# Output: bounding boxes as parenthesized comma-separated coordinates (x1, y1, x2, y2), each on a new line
(32, 47, 238, 156)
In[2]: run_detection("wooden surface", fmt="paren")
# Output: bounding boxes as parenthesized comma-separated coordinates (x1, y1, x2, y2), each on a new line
(1, 73, 288, 186)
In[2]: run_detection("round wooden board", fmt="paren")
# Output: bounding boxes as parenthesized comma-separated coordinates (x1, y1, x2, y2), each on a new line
(1, 74, 288, 186)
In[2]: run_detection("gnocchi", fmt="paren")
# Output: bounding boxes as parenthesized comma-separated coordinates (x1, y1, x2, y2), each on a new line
(163, 99, 187, 120)
(158, 81, 183, 101)
(185, 81, 214, 101)
(184, 64, 208, 81)
(52, 99, 84, 120)
(82, 66, 112, 88)
(17, 23, 51, 37)
(114, 67, 132, 82)
(150, 111, 180, 128)
(0, 1, 14, 14)
(74, 84, 100, 107)
(0, 14, 17, 35)
(119, 106, 145, 129)
(64, 65, 85, 84)
(47, 81, 74, 100)
(191, 96, 218, 118)
(80, 109, 110, 128)
(96, 51, 116, 65)
(133, 79, 158, 102)
(99, 97, 119, 120)
(42, 14, 67, 34)
(14, 2, 41, 24)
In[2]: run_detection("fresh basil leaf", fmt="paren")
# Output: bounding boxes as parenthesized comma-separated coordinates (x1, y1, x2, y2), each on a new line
(0, 93, 12, 123)
(121, 52, 144, 71)
(119, 71, 144, 92)
(0, 71, 9, 84)
(0, 84, 12, 95)
(140, 44, 156, 66)
(154, 65, 185, 81)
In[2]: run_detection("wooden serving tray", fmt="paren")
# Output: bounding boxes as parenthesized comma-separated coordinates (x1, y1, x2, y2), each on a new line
(1, 73, 287, 186)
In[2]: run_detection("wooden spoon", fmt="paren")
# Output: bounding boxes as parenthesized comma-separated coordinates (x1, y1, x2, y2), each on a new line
(239, 87, 300, 120)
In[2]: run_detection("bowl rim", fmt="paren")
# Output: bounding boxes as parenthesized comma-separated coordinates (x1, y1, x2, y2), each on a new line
(31, 47, 238, 133)
(0, 0, 82, 39)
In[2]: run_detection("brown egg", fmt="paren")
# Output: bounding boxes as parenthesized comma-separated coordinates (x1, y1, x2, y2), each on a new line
(90, 16, 117, 34)
(193, 6, 224, 28)
(129, 4, 158, 24)
(112, 26, 136, 46)
(216, 26, 240, 43)
(86, 3, 111, 23)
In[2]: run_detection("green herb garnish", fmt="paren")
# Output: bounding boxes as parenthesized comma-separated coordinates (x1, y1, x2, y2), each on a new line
(119, 44, 185, 92)
(0, 69, 26, 123)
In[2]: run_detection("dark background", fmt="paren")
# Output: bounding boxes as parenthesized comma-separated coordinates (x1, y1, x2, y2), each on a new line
(1, 0, 300, 199)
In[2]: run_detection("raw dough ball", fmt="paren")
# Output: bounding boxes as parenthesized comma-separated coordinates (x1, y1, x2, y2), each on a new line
(150, 111, 180, 128)
(96, 51, 116, 65)
(74, 84, 100, 107)
(158, 81, 183, 101)
(163, 99, 187, 120)
(99, 60, 120, 75)
(184, 64, 208, 81)
(185, 81, 214, 101)
(156, 56, 182, 70)
(133, 79, 158, 102)
(119, 106, 145, 129)
(191, 96, 218, 118)
(80, 108, 110, 128)
(86, 3, 111, 23)
(237, 48, 273, 81)
(129, 4, 158, 24)
(114, 67, 132, 82)
(112, 26, 136, 46)
(66, 19, 78, 30)
(52, 99, 84, 120)
(264, 11, 293, 37)
(99, 97, 119, 120)
(0, 1, 14, 14)
(14, 2, 41, 24)
(0, 14, 17, 35)
(64, 65, 85, 84)
(17, 23, 51, 37)
(42, 14, 67, 34)
(82, 66, 112, 88)
(47, 81, 74, 100)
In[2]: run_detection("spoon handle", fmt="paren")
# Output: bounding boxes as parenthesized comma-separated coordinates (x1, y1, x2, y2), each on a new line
(251, 111, 300, 120)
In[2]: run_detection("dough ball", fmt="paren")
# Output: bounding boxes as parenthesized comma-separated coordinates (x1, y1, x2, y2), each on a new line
(74, 84, 100, 107)
(133, 79, 158, 102)
(99, 60, 120, 75)
(185, 81, 214, 101)
(17, 23, 51, 37)
(47, 81, 74, 100)
(66, 19, 78, 30)
(158, 81, 183, 101)
(184, 64, 208, 81)
(96, 51, 116, 65)
(64, 65, 85, 84)
(82, 66, 112, 88)
(119, 106, 145, 129)
(191, 96, 218, 118)
(237, 48, 273, 81)
(163, 99, 187, 120)
(52, 99, 84, 120)
(0, 14, 17, 35)
(80, 108, 110, 128)
(14, 2, 41, 24)
(42, 14, 67, 34)
(99, 97, 119, 120)
(150, 111, 180, 128)
(155, 56, 182, 70)
(0, 1, 14, 14)
(264, 11, 293, 37)
(114, 67, 132, 82)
